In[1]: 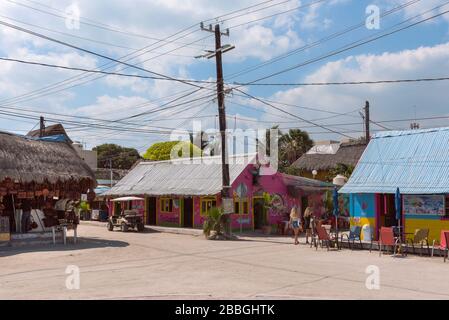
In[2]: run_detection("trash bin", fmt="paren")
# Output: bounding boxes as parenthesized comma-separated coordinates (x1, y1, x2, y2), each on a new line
(362, 224, 372, 242)
(99, 211, 109, 222)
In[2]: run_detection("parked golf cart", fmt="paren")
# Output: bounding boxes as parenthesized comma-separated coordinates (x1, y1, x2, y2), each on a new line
(108, 197, 146, 232)
(107, 209, 145, 232)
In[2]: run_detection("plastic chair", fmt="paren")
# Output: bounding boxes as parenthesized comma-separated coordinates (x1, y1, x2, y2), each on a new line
(313, 225, 339, 251)
(371, 227, 406, 257)
(444, 232, 449, 263)
(406, 229, 430, 256)
(341, 225, 362, 250)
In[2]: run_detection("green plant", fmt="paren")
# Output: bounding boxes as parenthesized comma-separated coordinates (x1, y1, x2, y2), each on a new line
(261, 192, 275, 225)
(203, 207, 226, 239)
(143, 141, 202, 161)
(79, 201, 90, 212)
(93, 143, 141, 170)
(326, 163, 355, 182)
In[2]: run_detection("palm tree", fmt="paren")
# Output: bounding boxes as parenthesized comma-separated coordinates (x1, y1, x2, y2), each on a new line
(279, 129, 314, 172)
(203, 207, 226, 240)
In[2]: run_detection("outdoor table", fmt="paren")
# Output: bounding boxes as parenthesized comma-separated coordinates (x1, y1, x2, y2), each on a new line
(51, 224, 77, 245)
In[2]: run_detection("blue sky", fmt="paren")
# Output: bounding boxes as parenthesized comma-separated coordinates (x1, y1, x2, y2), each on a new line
(0, 0, 448, 153)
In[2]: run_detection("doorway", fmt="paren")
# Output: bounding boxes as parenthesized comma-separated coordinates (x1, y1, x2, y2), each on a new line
(146, 197, 157, 225)
(113, 201, 121, 216)
(301, 196, 308, 217)
(253, 198, 265, 230)
(183, 197, 193, 228)
(377, 194, 398, 228)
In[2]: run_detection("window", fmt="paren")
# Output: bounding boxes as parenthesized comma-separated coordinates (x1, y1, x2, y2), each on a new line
(201, 198, 217, 216)
(160, 198, 173, 213)
(234, 198, 249, 215)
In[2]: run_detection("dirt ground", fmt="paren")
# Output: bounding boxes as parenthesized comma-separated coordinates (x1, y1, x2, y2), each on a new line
(1, 223, 448, 300)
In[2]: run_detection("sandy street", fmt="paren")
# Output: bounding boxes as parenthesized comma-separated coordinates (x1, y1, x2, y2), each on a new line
(1, 223, 448, 300)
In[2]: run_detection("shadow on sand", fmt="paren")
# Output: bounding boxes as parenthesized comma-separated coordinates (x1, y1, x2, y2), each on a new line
(0, 237, 130, 257)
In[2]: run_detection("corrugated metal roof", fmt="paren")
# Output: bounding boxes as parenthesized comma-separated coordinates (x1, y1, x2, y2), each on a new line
(104, 154, 257, 197)
(339, 127, 449, 194)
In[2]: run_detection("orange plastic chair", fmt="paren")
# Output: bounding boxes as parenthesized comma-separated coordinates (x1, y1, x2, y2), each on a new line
(376, 227, 405, 257)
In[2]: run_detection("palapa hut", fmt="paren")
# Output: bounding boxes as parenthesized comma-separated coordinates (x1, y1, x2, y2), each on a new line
(291, 140, 367, 181)
(27, 123, 73, 143)
(0, 130, 96, 236)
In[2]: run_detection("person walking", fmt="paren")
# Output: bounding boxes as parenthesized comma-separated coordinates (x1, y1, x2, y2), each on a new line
(289, 206, 301, 245)
(304, 204, 313, 244)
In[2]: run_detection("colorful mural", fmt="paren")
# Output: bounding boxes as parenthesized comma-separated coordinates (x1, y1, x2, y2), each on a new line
(403, 195, 445, 215)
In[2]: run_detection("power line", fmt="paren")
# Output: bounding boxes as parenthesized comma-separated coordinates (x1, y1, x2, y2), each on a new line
(0, 14, 198, 56)
(0, 26, 205, 107)
(5, 56, 449, 88)
(234, 88, 356, 139)
(231, 93, 361, 119)
(0, 19, 215, 91)
(0, 0, 286, 111)
(238, 3, 449, 85)
(233, 77, 449, 86)
(5, 0, 208, 49)
(0, 57, 216, 83)
(227, 0, 329, 30)
(224, 0, 422, 81)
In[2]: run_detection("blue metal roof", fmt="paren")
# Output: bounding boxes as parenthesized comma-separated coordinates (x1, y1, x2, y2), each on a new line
(339, 127, 449, 194)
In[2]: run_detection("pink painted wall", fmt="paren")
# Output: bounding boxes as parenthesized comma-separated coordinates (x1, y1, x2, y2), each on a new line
(193, 196, 222, 228)
(106, 164, 327, 233)
(157, 196, 181, 226)
(229, 165, 301, 230)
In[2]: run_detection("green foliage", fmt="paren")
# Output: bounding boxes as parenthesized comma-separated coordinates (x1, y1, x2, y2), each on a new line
(93, 144, 141, 170)
(79, 201, 90, 212)
(203, 207, 225, 239)
(264, 127, 314, 174)
(143, 141, 202, 161)
(262, 192, 274, 209)
(326, 163, 355, 181)
(279, 129, 314, 173)
(324, 190, 334, 213)
(283, 166, 302, 176)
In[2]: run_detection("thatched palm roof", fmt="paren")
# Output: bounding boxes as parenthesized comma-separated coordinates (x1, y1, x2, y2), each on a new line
(0, 131, 96, 185)
(27, 124, 73, 143)
(291, 141, 367, 172)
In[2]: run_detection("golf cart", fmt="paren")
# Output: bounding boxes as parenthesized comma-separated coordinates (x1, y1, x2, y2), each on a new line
(108, 209, 145, 232)
(108, 197, 145, 232)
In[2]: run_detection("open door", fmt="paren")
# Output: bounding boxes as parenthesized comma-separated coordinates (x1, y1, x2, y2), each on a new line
(378, 194, 398, 228)
(253, 198, 265, 230)
(146, 197, 157, 225)
(183, 197, 193, 228)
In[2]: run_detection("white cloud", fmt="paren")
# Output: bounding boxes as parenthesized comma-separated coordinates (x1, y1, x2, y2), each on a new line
(262, 42, 449, 140)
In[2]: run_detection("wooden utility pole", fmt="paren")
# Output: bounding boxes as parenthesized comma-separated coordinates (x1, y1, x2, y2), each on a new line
(214, 24, 230, 197)
(39, 116, 45, 137)
(364, 101, 370, 144)
(199, 23, 234, 198)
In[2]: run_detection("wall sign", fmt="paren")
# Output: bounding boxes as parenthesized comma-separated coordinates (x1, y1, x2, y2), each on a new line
(223, 198, 234, 214)
(403, 195, 445, 215)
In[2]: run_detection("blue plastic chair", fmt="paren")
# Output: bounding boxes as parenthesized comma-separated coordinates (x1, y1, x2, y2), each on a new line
(341, 226, 362, 250)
